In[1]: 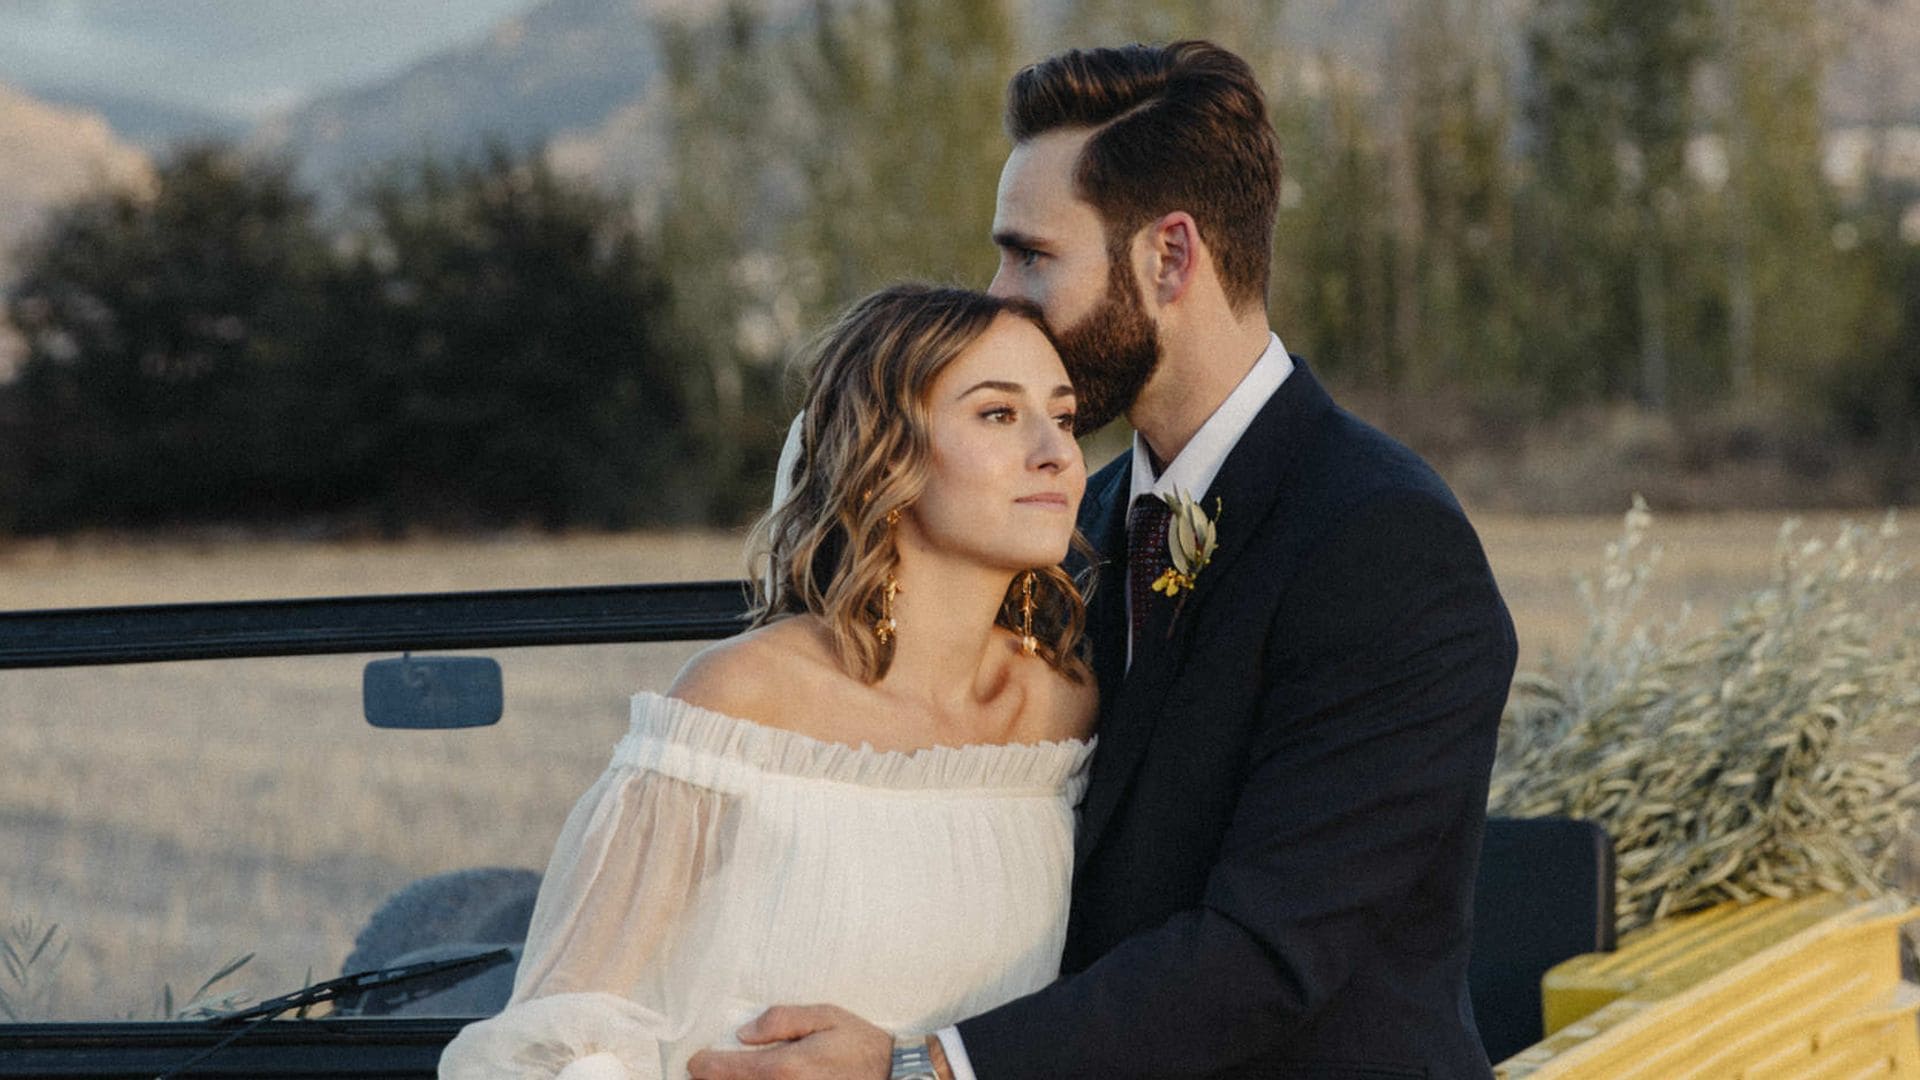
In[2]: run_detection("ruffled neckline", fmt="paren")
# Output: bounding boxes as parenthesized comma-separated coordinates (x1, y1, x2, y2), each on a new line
(616, 690, 1095, 794)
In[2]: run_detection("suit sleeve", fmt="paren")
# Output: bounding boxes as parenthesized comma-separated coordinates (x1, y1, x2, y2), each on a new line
(956, 490, 1518, 1078)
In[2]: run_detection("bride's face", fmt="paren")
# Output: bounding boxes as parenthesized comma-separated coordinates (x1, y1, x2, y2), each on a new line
(903, 314, 1085, 571)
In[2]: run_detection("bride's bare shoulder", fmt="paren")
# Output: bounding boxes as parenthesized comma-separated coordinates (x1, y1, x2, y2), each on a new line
(666, 616, 843, 725)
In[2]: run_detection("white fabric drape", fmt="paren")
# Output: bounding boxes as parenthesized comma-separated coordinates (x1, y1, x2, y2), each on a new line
(439, 691, 1092, 1079)
(770, 412, 804, 514)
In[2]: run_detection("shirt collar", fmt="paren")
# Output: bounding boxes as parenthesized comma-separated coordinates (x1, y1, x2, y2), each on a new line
(1129, 332, 1292, 508)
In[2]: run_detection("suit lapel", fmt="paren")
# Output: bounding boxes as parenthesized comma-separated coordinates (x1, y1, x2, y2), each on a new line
(1074, 358, 1335, 873)
(1170, 358, 1334, 634)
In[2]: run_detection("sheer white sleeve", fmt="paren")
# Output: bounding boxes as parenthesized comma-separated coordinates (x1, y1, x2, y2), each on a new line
(438, 765, 735, 1080)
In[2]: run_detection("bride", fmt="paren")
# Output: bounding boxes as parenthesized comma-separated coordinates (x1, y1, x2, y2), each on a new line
(439, 283, 1098, 1079)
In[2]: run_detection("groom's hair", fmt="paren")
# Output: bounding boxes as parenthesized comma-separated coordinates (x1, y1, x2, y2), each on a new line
(1006, 41, 1280, 313)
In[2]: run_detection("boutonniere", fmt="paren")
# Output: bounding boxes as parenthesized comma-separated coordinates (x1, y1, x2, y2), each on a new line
(1150, 489, 1221, 607)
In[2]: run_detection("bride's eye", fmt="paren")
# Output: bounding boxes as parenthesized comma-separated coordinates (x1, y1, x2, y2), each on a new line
(981, 406, 1016, 424)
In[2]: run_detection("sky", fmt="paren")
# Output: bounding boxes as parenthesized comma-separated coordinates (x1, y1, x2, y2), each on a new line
(0, 0, 547, 120)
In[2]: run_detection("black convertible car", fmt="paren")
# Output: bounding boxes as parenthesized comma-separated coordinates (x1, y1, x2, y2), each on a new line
(0, 581, 1610, 1078)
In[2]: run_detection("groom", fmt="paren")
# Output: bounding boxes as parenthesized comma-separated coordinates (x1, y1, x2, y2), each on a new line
(691, 41, 1516, 1080)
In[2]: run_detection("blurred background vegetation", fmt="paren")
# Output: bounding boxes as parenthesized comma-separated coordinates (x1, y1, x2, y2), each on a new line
(2, 0, 1917, 534)
(4, 0, 1920, 1015)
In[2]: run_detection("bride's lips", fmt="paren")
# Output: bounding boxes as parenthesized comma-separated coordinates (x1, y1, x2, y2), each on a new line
(1015, 493, 1071, 509)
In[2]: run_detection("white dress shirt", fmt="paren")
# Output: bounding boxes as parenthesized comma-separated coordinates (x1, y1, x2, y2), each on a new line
(1127, 331, 1294, 511)
(1124, 332, 1292, 669)
(934, 331, 1292, 1078)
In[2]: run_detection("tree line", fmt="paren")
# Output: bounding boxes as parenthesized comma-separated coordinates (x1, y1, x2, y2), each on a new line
(0, 144, 743, 533)
(4, 0, 1917, 535)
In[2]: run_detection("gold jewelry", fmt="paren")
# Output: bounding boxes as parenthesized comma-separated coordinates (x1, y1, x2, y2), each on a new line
(875, 574, 900, 644)
(874, 506, 903, 644)
(1019, 570, 1038, 656)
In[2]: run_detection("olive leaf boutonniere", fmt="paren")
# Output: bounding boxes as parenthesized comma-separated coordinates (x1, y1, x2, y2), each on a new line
(1150, 489, 1222, 607)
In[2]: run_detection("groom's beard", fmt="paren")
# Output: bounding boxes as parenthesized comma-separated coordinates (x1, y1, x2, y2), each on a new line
(1053, 254, 1161, 436)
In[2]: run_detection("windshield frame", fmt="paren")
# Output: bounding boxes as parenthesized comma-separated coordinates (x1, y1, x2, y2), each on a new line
(0, 580, 752, 1073)
(0, 581, 752, 668)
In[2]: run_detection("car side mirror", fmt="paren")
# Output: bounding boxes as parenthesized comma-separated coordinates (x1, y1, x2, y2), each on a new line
(363, 654, 503, 729)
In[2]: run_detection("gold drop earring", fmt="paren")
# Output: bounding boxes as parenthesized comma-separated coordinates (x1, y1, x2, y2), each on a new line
(874, 508, 902, 645)
(874, 575, 900, 644)
(1019, 570, 1038, 656)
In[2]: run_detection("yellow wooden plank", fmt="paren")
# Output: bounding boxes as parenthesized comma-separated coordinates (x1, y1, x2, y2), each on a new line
(1498, 895, 1917, 1080)
(1544, 893, 1858, 1034)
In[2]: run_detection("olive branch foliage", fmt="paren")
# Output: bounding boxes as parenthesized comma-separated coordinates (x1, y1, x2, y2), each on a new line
(0, 916, 253, 1022)
(1491, 497, 1920, 935)
(149, 951, 255, 1021)
(0, 918, 67, 1021)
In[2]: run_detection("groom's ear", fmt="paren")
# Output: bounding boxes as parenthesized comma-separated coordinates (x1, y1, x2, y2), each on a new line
(1143, 211, 1201, 307)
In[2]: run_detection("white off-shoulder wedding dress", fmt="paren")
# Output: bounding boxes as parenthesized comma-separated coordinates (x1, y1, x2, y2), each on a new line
(439, 690, 1092, 1080)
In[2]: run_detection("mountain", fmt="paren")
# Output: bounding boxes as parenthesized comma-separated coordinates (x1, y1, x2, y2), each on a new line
(300, 0, 1919, 209)
(1282, 0, 1919, 127)
(13, 85, 245, 153)
(10, 0, 1915, 214)
(249, 0, 673, 198)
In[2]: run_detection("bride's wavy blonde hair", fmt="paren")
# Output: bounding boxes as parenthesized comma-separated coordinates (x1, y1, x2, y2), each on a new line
(748, 284, 1091, 684)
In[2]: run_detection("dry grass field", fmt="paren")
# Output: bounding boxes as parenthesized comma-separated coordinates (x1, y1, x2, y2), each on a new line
(1, 512, 1912, 1020)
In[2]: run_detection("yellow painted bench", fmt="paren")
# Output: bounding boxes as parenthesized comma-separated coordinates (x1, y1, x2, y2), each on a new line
(1496, 893, 1920, 1079)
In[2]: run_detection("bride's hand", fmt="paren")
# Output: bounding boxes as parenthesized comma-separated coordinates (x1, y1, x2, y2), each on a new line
(685, 1004, 900, 1080)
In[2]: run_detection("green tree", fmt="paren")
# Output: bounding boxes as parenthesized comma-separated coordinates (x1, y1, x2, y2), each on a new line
(651, 0, 1027, 513)
(1270, 61, 1395, 383)
(780, 0, 1021, 318)
(2, 143, 332, 532)
(1520, 0, 1715, 408)
(330, 145, 691, 529)
(1715, 0, 1846, 398)
(1823, 195, 1920, 498)
(1391, 0, 1524, 393)
(655, 3, 796, 521)
(1059, 0, 1287, 57)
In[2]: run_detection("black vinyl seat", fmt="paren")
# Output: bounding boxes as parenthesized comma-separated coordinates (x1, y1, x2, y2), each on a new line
(1469, 816, 1617, 1064)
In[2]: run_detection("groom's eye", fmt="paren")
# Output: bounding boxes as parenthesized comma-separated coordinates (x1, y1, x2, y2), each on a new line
(1054, 411, 1076, 430)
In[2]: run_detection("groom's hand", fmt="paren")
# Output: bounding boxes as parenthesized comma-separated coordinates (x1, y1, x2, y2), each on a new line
(686, 1004, 900, 1080)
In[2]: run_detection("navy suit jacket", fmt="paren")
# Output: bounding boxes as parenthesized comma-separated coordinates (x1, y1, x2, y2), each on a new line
(956, 359, 1517, 1079)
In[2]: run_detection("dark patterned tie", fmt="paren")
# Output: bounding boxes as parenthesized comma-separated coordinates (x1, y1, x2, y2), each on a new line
(1127, 496, 1173, 657)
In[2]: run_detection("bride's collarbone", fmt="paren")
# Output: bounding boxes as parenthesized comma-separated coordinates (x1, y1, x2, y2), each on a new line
(835, 679, 1058, 751)
(873, 653, 1091, 749)
(676, 617, 1088, 750)
(787, 677, 1023, 752)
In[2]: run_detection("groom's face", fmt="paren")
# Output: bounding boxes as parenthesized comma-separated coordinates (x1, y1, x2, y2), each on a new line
(989, 130, 1161, 434)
